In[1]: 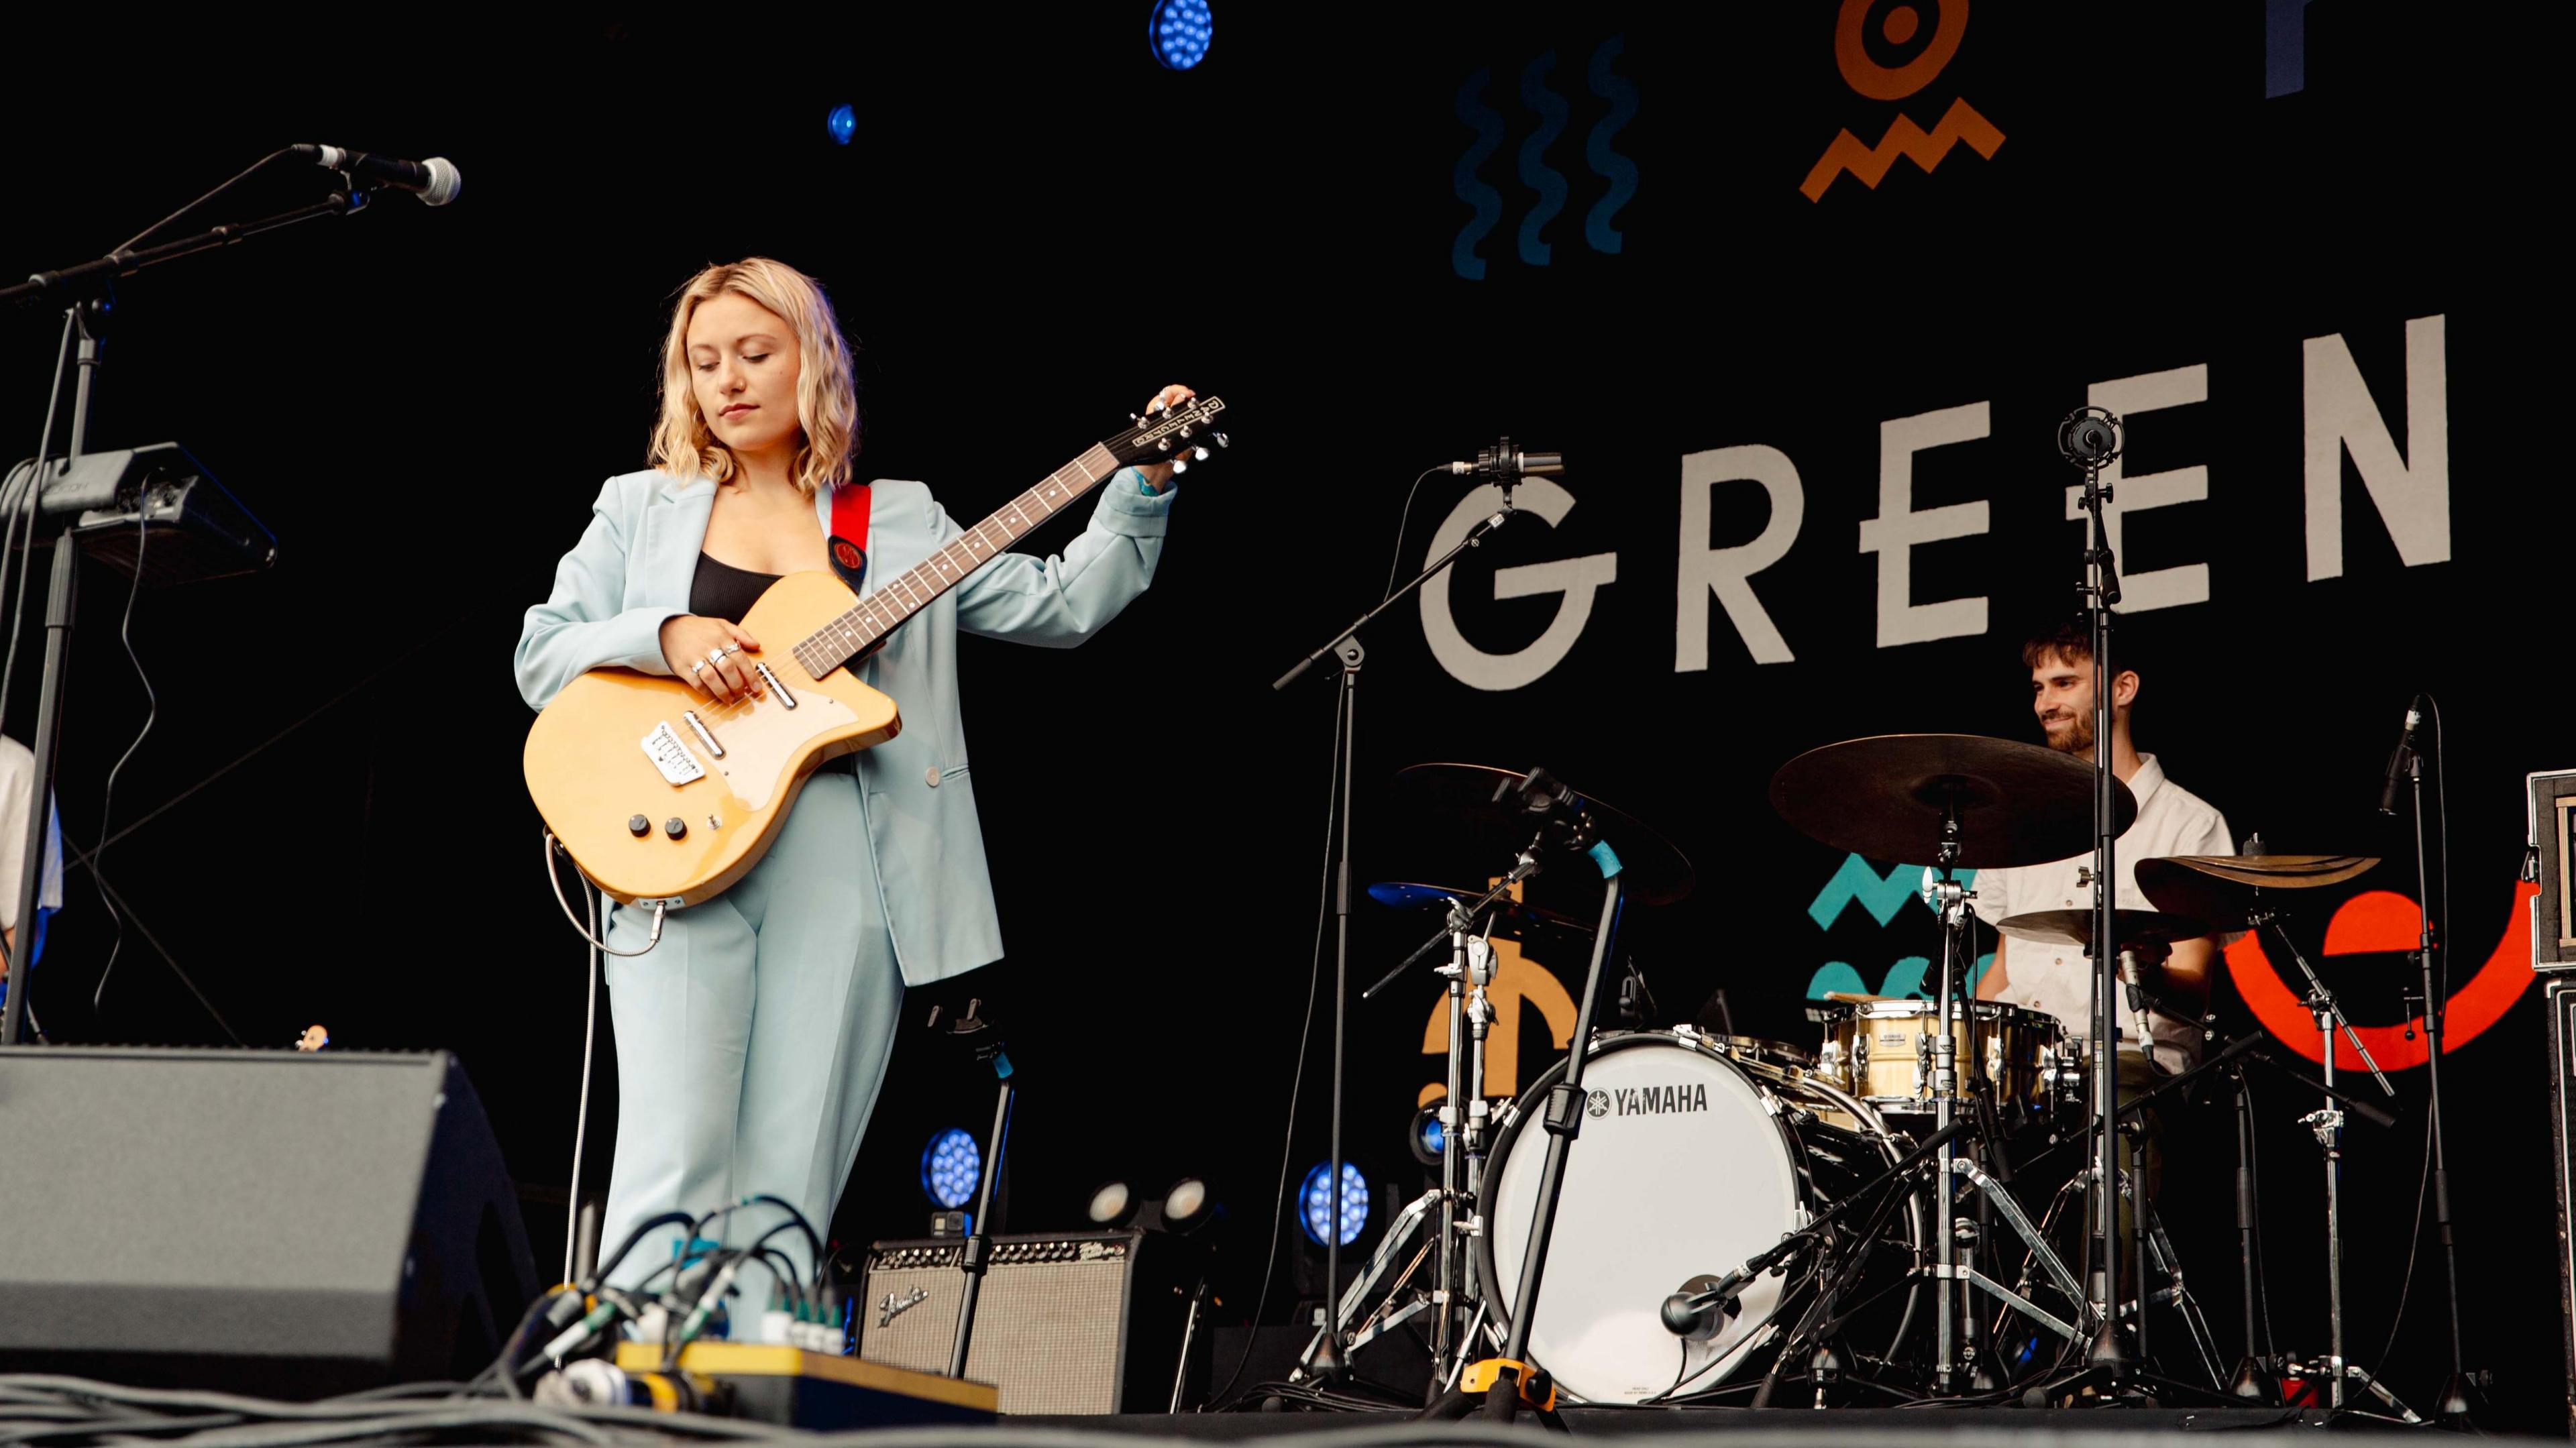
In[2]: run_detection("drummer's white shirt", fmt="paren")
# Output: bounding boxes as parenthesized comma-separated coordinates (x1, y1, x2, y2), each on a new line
(1968, 753, 2231, 1074)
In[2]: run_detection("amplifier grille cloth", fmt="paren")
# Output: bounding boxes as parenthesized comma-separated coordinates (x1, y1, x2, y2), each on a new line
(859, 1236, 1136, 1414)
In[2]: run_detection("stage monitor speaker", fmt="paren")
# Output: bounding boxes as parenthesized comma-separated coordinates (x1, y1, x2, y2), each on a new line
(2530, 767, 2576, 972)
(0, 1046, 538, 1395)
(855, 1229, 1197, 1414)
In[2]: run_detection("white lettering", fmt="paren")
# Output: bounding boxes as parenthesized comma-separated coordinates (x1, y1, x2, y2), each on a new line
(1676, 444, 1803, 668)
(1857, 401, 1990, 647)
(2303, 314, 2449, 580)
(2064, 364, 2210, 612)
(1421, 478, 1618, 691)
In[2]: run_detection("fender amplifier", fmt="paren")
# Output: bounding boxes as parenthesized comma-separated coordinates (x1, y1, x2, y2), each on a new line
(855, 1229, 1195, 1414)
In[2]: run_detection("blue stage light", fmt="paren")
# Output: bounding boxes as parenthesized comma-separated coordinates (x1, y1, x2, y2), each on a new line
(1148, 0, 1213, 71)
(826, 104, 857, 146)
(920, 1127, 982, 1209)
(1421, 1115, 1445, 1156)
(1298, 1161, 1368, 1247)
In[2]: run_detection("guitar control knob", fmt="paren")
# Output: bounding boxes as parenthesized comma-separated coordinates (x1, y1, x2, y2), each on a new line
(664, 817, 688, 840)
(629, 814, 650, 837)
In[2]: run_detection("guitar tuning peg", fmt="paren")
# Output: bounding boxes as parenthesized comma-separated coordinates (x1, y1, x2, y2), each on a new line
(1149, 398, 1167, 414)
(1157, 437, 1173, 452)
(1172, 457, 1190, 474)
(1212, 431, 1230, 448)
(1191, 445, 1210, 461)
(1129, 412, 1141, 424)
(1177, 424, 1193, 439)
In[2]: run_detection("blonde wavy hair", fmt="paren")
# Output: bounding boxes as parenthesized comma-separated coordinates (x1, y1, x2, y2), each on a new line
(649, 257, 859, 496)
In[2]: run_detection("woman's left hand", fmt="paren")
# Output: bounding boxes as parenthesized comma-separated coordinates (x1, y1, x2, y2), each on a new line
(1132, 383, 1196, 492)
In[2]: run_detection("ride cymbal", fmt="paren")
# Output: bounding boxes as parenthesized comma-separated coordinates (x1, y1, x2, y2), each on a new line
(1769, 734, 2137, 870)
(2134, 854, 2379, 933)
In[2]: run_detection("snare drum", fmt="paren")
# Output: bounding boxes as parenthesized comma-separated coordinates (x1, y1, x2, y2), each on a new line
(1814, 999, 2063, 1118)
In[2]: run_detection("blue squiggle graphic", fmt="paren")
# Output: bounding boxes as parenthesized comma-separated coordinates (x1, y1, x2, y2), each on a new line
(1585, 35, 1637, 256)
(1451, 68, 1504, 282)
(1516, 50, 1567, 267)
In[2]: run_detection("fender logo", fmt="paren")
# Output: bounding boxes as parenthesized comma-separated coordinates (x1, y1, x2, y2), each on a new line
(877, 1287, 930, 1328)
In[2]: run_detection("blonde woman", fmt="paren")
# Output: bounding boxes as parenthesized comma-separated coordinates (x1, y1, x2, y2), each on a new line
(517, 257, 1185, 1310)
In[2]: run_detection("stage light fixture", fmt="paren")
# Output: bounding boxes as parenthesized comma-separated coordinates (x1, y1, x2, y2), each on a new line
(1148, 0, 1213, 70)
(1086, 1179, 1139, 1227)
(826, 104, 857, 146)
(1409, 1105, 1445, 1166)
(1160, 1176, 1216, 1234)
(920, 1127, 982, 1211)
(1297, 1161, 1368, 1247)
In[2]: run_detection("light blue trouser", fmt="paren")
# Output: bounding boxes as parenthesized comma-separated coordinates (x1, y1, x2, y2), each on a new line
(598, 773, 905, 1317)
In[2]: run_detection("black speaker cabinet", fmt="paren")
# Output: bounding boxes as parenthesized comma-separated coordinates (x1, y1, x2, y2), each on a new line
(0, 1047, 537, 1395)
(2532, 768, 2576, 972)
(855, 1229, 1199, 1414)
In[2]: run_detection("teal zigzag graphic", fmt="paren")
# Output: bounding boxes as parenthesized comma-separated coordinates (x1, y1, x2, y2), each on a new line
(1808, 854, 1977, 930)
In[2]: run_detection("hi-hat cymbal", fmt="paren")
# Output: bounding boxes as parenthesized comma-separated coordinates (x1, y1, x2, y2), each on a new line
(1994, 907, 2216, 950)
(2135, 854, 2379, 932)
(1366, 881, 1596, 938)
(1393, 764, 1695, 905)
(1768, 734, 2138, 870)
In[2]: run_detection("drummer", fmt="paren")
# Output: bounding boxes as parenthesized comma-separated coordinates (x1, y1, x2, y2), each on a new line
(1973, 623, 2233, 1172)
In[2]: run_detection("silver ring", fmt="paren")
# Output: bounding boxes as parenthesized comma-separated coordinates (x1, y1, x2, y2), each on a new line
(688, 660, 706, 675)
(706, 649, 727, 668)
(720, 643, 743, 657)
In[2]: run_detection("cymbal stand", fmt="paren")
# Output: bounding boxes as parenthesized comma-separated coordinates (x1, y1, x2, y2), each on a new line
(2249, 900, 2394, 1410)
(1922, 809, 2094, 1392)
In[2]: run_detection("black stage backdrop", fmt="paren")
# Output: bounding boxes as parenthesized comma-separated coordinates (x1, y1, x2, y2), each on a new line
(4, 4, 2568, 1427)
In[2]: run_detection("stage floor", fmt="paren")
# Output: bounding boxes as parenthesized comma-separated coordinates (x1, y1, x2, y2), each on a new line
(1013, 1407, 2410, 1439)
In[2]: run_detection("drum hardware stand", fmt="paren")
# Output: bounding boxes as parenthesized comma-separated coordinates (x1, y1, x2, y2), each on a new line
(1305, 898, 1517, 1396)
(1419, 772, 1623, 1429)
(2389, 722, 2481, 1427)
(1274, 484, 1521, 1386)
(2246, 900, 2394, 1411)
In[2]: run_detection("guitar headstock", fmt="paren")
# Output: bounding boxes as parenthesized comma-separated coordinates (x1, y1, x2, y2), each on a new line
(1105, 394, 1228, 476)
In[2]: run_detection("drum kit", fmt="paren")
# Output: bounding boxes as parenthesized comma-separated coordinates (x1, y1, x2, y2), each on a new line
(1289, 736, 2416, 1415)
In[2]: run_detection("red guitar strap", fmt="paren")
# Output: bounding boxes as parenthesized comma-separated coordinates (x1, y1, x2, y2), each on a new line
(827, 482, 871, 595)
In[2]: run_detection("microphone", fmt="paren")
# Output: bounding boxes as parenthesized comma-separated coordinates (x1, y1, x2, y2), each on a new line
(2057, 406, 2121, 466)
(1448, 437, 1562, 478)
(2118, 948, 2148, 1016)
(2377, 693, 2426, 816)
(295, 144, 464, 205)
(1660, 1270, 1750, 1341)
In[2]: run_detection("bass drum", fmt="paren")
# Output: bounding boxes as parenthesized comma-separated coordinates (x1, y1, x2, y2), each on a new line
(1477, 1029, 1917, 1404)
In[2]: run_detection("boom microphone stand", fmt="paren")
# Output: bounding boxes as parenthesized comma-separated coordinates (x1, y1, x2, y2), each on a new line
(2062, 405, 2137, 1384)
(2387, 717, 2480, 1424)
(1271, 453, 1531, 1380)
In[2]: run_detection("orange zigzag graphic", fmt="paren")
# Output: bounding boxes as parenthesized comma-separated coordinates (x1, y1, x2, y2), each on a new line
(1800, 96, 2006, 202)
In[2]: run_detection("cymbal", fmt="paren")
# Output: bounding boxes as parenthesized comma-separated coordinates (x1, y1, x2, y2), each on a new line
(1366, 881, 1596, 938)
(1393, 764, 1695, 905)
(1768, 734, 2137, 870)
(1994, 907, 2216, 950)
(2135, 854, 2379, 932)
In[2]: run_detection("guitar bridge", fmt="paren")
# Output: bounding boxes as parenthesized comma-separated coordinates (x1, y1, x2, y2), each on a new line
(641, 721, 706, 785)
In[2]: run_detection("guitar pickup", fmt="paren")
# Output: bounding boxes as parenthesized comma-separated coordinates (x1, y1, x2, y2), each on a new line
(753, 662, 794, 708)
(682, 710, 724, 759)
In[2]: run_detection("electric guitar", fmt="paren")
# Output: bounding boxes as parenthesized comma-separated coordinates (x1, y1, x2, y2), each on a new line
(525, 395, 1227, 907)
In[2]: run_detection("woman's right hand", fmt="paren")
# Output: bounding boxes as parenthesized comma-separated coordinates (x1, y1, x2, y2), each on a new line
(660, 614, 764, 702)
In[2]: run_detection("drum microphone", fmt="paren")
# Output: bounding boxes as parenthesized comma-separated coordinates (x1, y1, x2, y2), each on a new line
(293, 144, 464, 205)
(2377, 693, 2427, 816)
(1661, 1270, 1750, 1341)
(1448, 438, 1562, 478)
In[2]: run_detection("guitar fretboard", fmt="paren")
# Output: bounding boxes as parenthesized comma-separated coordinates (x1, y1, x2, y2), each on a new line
(791, 442, 1125, 679)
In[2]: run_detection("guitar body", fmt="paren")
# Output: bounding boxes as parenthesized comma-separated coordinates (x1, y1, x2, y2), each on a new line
(525, 569, 901, 907)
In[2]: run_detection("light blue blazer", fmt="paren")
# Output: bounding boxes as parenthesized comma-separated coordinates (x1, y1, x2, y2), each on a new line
(515, 467, 1174, 986)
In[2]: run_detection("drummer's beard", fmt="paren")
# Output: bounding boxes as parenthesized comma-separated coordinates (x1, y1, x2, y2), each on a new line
(2040, 710, 2095, 755)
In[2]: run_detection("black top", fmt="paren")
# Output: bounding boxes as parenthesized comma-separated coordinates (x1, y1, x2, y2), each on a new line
(690, 551, 775, 624)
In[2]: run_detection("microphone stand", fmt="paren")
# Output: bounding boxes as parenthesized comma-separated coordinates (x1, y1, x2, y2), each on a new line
(1, 163, 379, 1045)
(2400, 740, 2481, 1424)
(1270, 481, 1519, 1382)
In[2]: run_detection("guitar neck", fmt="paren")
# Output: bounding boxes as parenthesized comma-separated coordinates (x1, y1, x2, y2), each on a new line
(790, 442, 1125, 679)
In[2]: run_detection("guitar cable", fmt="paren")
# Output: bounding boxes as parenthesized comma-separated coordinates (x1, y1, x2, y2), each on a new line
(89, 504, 157, 1019)
(542, 831, 664, 956)
(562, 871, 603, 1285)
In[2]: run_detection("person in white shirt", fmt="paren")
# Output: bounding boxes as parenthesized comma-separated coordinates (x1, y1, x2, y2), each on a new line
(1973, 624, 2232, 1197)
(0, 732, 65, 977)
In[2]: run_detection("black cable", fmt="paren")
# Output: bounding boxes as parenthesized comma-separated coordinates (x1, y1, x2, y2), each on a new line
(737, 1193, 828, 1286)
(586, 1210, 697, 1290)
(1201, 687, 1342, 1411)
(2245, 1069, 2275, 1361)
(89, 506, 156, 1019)
(0, 311, 76, 1004)
(1377, 465, 1449, 603)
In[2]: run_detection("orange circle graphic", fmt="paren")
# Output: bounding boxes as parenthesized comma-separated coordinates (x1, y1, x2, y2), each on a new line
(2224, 880, 2538, 1069)
(1836, 0, 1968, 101)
